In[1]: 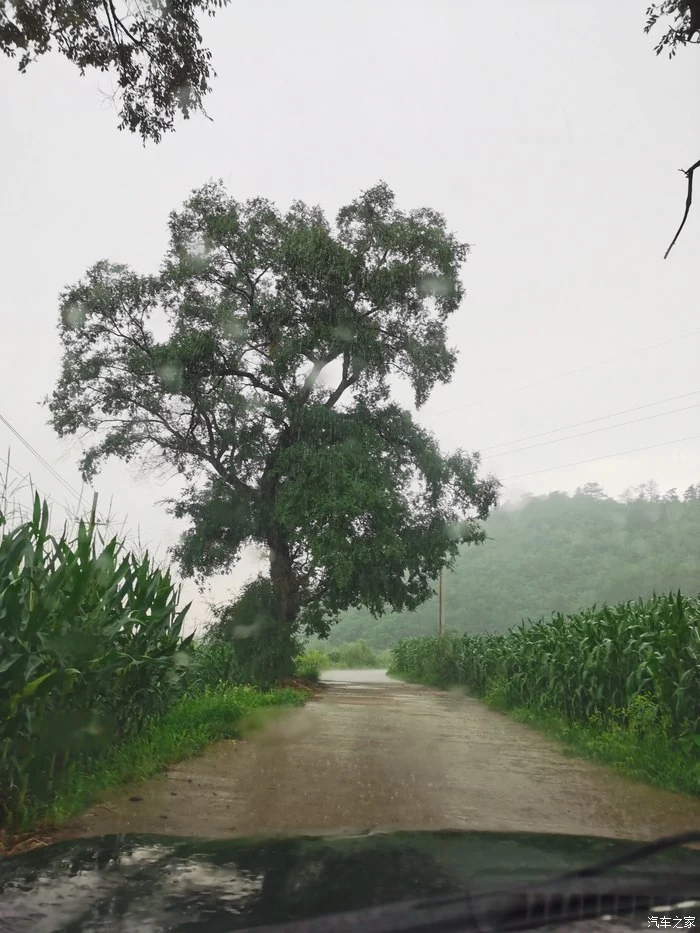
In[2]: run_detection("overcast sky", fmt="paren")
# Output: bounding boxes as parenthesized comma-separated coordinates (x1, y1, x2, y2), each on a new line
(2, 0, 699, 631)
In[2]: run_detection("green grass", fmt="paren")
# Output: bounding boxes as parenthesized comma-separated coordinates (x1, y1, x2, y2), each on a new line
(22, 684, 306, 831)
(487, 701, 700, 798)
(392, 668, 700, 798)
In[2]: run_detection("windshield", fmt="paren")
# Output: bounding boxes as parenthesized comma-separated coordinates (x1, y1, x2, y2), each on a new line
(1, 0, 699, 911)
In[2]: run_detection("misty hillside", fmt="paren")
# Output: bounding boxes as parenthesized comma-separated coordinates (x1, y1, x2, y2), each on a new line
(321, 481, 700, 649)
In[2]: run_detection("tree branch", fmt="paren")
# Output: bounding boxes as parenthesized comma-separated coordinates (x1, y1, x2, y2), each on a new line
(102, 1, 122, 56)
(324, 351, 360, 408)
(298, 350, 343, 403)
(664, 157, 700, 259)
(214, 363, 289, 400)
(107, 0, 147, 52)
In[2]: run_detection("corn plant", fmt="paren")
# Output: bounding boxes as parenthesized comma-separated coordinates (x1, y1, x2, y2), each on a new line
(390, 592, 700, 739)
(0, 493, 198, 827)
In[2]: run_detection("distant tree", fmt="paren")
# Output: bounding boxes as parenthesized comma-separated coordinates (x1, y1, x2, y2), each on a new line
(325, 478, 700, 648)
(0, 0, 230, 142)
(576, 481, 607, 499)
(645, 2, 700, 256)
(635, 479, 661, 502)
(663, 487, 680, 502)
(44, 180, 500, 673)
(649, 479, 661, 502)
(683, 484, 699, 501)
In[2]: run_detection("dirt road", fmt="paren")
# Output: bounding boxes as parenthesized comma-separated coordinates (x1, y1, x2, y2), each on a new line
(64, 670, 700, 842)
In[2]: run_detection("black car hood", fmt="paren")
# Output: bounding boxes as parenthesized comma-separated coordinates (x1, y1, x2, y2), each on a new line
(1, 829, 699, 932)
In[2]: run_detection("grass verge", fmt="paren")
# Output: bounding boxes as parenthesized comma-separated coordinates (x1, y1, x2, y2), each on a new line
(12, 684, 306, 835)
(391, 669, 700, 798)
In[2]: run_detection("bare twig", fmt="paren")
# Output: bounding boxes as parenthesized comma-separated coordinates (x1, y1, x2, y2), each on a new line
(664, 157, 700, 259)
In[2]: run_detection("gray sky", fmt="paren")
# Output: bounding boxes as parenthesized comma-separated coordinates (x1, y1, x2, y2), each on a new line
(2, 0, 699, 632)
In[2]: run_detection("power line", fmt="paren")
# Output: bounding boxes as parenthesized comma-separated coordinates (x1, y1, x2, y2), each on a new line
(0, 451, 151, 555)
(0, 412, 86, 506)
(481, 389, 700, 453)
(425, 327, 700, 418)
(1, 453, 86, 521)
(502, 433, 700, 481)
(485, 402, 700, 459)
(0, 410, 156, 552)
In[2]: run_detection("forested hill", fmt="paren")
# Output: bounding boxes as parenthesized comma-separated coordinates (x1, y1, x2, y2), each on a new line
(322, 481, 700, 650)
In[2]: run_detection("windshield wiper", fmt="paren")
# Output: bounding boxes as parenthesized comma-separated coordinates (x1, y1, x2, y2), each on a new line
(554, 830, 700, 880)
(418, 830, 700, 932)
(246, 875, 699, 933)
(244, 832, 700, 933)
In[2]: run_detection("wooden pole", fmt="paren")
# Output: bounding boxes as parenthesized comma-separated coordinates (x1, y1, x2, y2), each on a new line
(89, 491, 98, 533)
(438, 568, 445, 637)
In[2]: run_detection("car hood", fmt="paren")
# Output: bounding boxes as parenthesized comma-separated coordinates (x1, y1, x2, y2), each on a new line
(1, 829, 699, 932)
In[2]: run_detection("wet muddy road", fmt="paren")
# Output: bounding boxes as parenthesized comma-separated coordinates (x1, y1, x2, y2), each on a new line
(63, 670, 700, 842)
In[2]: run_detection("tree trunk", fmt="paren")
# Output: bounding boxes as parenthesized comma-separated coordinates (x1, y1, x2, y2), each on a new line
(261, 423, 302, 637)
(268, 532, 301, 626)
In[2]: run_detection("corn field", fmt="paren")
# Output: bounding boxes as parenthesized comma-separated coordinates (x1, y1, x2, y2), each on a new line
(390, 592, 700, 740)
(0, 493, 212, 827)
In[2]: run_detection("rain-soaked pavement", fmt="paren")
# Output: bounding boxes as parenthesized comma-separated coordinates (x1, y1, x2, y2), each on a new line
(61, 670, 700, 842)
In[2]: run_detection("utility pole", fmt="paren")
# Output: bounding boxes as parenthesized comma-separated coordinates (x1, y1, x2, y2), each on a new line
(438, 568, 445, 637)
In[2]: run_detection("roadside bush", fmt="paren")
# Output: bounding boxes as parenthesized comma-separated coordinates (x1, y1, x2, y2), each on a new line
(206, 576, 302, 687)
(181, 641, 241, 694)
(294, 648, 328, 681)
(335, 639, 380, 667)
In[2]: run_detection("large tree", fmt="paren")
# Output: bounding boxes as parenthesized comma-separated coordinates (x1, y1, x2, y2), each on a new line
(45, 181, 500, 657)
(0, 0, 230, 142)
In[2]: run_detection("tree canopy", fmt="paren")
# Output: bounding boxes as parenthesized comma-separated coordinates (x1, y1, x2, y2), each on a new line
(0, 0, 230, 142)
(321, 480, 700, 649)
(45, 180, 499, 651)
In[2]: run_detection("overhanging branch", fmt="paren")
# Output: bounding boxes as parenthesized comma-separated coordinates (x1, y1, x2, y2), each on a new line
(664, 157, 700, 259)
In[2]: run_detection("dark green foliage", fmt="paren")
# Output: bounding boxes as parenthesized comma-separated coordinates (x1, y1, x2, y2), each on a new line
(184, 640, 241, 691)
(45, 180, 499, 667)
(326, 483, 700, 648)
(0, 0, 230, 142)
(390, 592, 700, 742)
(205, 576, 302, 686)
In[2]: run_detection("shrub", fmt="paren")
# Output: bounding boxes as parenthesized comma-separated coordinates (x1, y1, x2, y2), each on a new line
(335, 639, 380, 667)
(294, 649, 329, 681)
